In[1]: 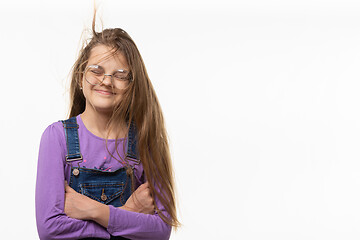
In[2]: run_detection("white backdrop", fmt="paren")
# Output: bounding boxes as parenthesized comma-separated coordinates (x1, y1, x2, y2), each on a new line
(1, 0, 360, 239)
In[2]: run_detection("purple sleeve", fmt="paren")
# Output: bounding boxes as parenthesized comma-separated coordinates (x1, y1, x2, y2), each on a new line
(107, 187, 172, 239)
(35, 124, 110, 240)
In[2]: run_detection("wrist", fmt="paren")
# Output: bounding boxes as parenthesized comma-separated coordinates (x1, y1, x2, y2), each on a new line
(119, 205, 137, 212)
(88, 202, 110, 228)
(89, 201, 109, 221)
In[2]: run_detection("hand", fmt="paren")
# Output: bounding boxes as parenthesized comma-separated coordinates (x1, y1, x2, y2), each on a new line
(64, 181, 104, 221)
(121, 182, 155, 214)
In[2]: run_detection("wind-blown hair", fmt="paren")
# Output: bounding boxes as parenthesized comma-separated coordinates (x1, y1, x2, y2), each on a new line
(68, 12, 179, 228)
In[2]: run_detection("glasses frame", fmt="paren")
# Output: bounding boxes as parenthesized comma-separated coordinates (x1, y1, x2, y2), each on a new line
(84, 64, 133, 86)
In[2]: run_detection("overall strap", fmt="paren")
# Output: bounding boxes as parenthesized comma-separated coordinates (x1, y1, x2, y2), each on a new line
(60, 117, 83, 162)
(126, 121, 139, 160)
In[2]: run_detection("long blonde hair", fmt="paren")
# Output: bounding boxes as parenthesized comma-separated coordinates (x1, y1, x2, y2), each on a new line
(68, 11, 179, 228)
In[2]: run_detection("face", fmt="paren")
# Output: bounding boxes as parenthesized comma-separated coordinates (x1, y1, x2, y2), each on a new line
(81, 44, 130, 114)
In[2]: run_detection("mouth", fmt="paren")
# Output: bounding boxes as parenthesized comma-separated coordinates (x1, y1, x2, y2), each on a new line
(95, 90, 116, 95)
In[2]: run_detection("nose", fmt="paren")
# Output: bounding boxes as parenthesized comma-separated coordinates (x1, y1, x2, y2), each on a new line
(101, 74, 113, 86)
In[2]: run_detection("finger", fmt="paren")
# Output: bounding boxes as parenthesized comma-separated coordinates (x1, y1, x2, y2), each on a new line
(140, 182, 149, 189)
(136, 182, 148, 191)
(143, 188, 150, 196)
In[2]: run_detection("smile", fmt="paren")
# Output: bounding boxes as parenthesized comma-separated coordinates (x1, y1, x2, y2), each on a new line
(95, 90, 115, 95)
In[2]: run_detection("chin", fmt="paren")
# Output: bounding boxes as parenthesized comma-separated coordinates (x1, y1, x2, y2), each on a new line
(87, 98, 120, 113)
(91, 103, 115, 112)
(93, 107, 115, 114)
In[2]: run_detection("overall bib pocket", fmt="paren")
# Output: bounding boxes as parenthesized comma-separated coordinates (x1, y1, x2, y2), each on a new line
(69, 167, 132, 207)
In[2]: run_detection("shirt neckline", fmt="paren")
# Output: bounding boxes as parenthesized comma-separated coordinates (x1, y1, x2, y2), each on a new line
(77, 114, 125, 142)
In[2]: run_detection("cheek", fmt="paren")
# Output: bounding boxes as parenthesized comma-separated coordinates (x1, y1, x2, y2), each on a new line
(115, 81, 131, 92)
(81, 77, 86, 88)
(114, 93, 123, 103)
(113, 82, 128, 90)
(81, 85, 93, 100)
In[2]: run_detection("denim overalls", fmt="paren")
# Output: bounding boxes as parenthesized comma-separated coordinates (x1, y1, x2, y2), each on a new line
(61, 116, 139, 239)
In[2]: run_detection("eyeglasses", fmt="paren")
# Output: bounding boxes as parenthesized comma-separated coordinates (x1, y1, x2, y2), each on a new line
(84, 65, 133, 86)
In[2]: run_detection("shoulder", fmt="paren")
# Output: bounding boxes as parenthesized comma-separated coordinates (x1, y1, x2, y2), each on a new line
(40, 120, 66, 150)
(37, 119, 68, 165)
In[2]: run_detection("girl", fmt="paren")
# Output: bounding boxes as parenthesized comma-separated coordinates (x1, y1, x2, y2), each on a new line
(35, 13, 179, 240)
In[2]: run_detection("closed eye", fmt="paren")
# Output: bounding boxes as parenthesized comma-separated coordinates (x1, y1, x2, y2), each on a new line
(113, 70, 129, 81)
(90, 70, 103, 75)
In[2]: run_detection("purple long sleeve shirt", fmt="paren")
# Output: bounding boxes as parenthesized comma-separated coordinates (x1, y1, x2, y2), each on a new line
(35, 115, 171, 240)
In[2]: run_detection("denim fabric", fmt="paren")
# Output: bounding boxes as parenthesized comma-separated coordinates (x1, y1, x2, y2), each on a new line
(61, 117, 82, 161)
(61, 117, 139, 240)
(126, 122, 138, 160)
(69, 166, 132, 207)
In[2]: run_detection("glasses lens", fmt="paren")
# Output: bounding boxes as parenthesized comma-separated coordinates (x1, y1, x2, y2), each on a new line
(113, 70, 129, 81)
(85, 66, 104, 85)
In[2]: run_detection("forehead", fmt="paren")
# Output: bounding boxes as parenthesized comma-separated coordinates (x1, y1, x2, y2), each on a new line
(88, 45, 128, 69)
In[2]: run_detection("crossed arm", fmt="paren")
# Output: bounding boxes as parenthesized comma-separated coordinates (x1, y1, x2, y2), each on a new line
(36, 125, 171, 240)
(64, 181, 155, 228)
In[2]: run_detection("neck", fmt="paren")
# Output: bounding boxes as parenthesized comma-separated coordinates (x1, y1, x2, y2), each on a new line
(81, 107, 126, 139)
